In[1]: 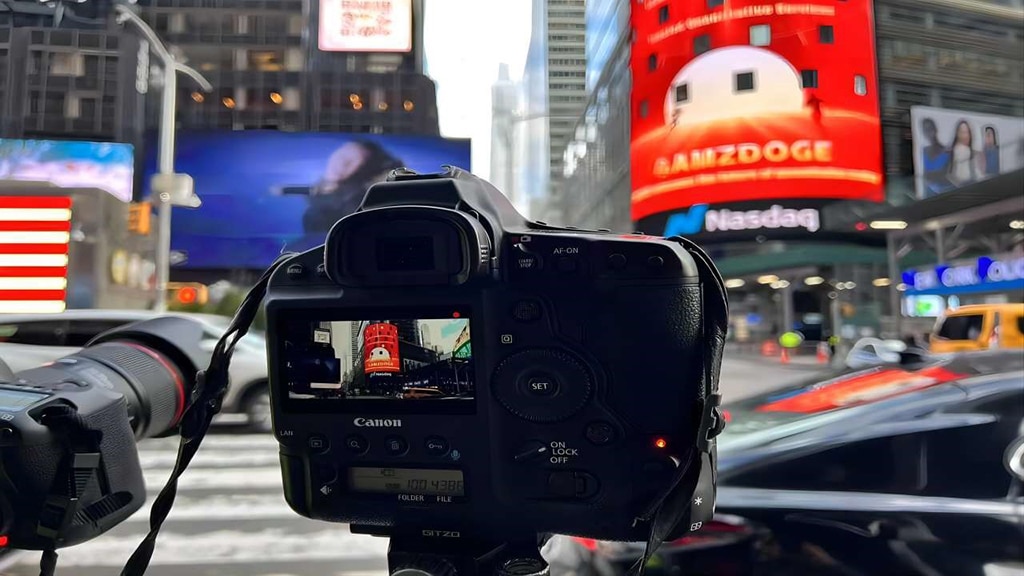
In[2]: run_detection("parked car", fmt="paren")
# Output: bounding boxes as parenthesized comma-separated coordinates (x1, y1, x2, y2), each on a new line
(0, 310, 272, 432)
(549, 350, 1024, 576)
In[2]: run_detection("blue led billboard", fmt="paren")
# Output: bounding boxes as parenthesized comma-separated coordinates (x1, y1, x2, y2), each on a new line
(143, 131, 472, 270)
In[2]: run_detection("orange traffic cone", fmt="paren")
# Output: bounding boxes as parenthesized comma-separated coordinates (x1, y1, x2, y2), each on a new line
(817, 342, 829, 364)
(780, 348, 790, 364)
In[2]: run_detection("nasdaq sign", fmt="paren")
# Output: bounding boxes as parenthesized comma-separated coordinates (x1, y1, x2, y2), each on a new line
(664, 204, 821, 237)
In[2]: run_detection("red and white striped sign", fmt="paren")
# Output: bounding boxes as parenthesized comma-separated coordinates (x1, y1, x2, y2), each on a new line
(0, 196, 72, 314)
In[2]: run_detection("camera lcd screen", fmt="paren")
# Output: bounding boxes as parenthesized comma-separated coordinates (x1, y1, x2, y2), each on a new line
(283, 315, 474, 402)
(377, 236, 434, 272)
(0, 388, 49, 412)
(349, 467, 465, 497)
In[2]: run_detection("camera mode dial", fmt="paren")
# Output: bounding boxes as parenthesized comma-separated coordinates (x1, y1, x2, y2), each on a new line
(492, 348, 593, 422)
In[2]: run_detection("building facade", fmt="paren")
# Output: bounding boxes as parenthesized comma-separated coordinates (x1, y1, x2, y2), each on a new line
(2, 0, 439, 141)
(556, 0, 1023, 341)
(1, 0, 444, 310)
(490, 63, 519, 208)
(518, 0, 587, 222)
(562, 0, 1024, 232)
(140, 0, 438, 134)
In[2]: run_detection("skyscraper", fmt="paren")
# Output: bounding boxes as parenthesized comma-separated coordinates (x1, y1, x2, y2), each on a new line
(490, 63, 520, 209)
(519, 0, 587, 224)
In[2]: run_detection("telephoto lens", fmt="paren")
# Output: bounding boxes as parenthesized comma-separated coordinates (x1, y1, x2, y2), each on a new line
(11, 316, 211, 440)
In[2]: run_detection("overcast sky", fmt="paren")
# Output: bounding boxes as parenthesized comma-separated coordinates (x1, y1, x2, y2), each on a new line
(423, 0, 534, 179)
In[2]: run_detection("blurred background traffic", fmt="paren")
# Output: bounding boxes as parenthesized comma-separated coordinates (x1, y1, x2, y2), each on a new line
(0, 0, 1022, 574)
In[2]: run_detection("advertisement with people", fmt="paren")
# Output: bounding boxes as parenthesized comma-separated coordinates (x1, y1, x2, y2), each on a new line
(629, 0, 884, 228)
(0, 139, 134, 202)
(142, 131, 471, 270)
(910, 106, 1024, 199)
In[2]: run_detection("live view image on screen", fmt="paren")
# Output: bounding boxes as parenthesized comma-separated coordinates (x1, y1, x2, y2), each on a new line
(283, 317, 474, 400)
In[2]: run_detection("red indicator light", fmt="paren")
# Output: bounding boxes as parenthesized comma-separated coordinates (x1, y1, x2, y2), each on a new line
(176, 287, 198, 304)
(452, 311, 461, 318)
(0, 535, 8, 547)
(654, 438, 668, 449)
(855, 222, 868, 232)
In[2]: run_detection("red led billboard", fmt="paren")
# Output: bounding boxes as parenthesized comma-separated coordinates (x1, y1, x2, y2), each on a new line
(363, 322, 401, 373)
(629, 0, 884, 223)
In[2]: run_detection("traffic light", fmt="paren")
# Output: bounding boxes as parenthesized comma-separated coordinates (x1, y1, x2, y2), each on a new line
(128, 202, 152, 235)
(167, 282, 208, 306)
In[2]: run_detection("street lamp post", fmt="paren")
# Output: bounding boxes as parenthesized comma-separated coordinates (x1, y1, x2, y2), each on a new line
(114, 5, 213, 312)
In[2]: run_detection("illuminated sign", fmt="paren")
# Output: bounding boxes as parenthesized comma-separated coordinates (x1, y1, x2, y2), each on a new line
(903, 255, 1024, 295)
(629, 0, 884, 227)
(663, 203, 821, 236)
(0, 139, 134, 202)
(319, 0, 413, 53)
(363, 322, 401, 373)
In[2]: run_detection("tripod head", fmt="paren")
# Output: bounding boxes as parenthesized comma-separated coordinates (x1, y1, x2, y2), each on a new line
(387, 534, 550, 576)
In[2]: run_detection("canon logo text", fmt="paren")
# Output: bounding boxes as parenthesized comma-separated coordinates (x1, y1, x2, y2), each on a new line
(353, 418, 403, 428)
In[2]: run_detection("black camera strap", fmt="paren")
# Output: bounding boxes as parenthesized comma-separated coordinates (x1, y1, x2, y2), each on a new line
(35, 404, 106, 576)
(120, 254, 292, 576)
(626, 236, 729, 576)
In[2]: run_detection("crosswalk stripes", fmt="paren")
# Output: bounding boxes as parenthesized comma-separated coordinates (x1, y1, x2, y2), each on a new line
(4, 433, 390, 575)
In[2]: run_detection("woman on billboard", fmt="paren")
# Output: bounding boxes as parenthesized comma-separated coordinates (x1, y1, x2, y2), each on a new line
(982, 125, 1000, 176)
(302, 140, 405, 233)
(946, 119, 984, 186)
(920, 117, 952, 197)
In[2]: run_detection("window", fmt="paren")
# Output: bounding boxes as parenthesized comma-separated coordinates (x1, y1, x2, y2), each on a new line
(937, 314, 985, 341)
(707, 0, 724, 7)
(734, 71, 755, 92)
(658, 5, 669, 23)
(247, 50, 284, 72)
(694, 34, 711, 55)
(854, 74, 868, 96)
(0, 321, 66, 346)
(65, 320, 130, 347)
(647, 54, 657, 71)
(749, 24, 771, 47)
(801, 69, 819, 88)
(675, 83, 689, 103)
(639, 100, 649, 118)
(819, 25, 835, 44)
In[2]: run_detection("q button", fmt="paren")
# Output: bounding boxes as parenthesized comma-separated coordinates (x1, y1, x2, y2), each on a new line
(344, 434, 369, 455)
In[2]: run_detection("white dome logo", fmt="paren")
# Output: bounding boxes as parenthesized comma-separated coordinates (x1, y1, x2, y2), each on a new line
(664, 46, 804, 125)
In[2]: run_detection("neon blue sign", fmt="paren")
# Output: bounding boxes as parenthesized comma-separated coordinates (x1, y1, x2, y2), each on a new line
(902, 255, 1024, 295)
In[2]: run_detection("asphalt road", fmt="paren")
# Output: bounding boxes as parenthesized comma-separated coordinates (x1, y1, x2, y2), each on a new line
(2, 357, 827, 576)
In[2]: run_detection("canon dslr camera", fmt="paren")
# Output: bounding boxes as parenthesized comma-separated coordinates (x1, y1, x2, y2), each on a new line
(265, 167, 727, 548)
